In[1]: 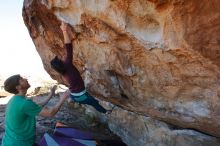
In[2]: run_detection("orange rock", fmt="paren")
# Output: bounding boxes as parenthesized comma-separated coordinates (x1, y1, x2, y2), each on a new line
(22, 0, 220, 138)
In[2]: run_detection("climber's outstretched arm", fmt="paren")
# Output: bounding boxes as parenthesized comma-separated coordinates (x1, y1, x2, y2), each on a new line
(60, 22, 71, 44)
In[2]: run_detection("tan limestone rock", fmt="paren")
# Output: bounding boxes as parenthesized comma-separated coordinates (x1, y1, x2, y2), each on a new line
(23, 0, 220, 138)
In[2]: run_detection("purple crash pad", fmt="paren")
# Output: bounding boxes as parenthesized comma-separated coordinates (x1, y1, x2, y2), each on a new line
(39, 133, 86, 146)
(54, 127, 94, 140)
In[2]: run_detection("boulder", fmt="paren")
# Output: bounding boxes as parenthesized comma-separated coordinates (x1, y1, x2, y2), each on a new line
(22, 0, 220, 139)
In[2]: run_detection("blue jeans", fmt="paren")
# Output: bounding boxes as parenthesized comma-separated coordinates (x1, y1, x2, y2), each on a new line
(70, 92, 107, 113)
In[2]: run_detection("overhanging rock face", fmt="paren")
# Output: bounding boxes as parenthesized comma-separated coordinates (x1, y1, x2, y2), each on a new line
(23, 0, 220, 138)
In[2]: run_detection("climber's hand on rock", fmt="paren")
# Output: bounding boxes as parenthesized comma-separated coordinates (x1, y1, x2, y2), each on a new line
(60, 22, 68, 32)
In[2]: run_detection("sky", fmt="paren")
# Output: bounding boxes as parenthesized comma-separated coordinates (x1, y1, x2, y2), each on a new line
(0, 0, 51, 79)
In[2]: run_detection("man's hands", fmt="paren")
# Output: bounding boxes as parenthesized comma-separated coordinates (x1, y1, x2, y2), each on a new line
(60, 90, 70, 101)
(49, 85, 70, 102)
(39, 89, 70, 117)
(50, 85, 57, 97)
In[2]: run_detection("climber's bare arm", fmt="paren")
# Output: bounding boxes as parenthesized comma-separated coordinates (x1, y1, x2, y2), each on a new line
(60, 22, 77, 44)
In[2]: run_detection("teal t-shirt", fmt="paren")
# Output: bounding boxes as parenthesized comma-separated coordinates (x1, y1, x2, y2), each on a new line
(2, 95, 42, 146)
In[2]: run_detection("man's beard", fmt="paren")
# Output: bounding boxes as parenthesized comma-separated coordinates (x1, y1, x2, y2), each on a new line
(26, 83, 30, 89)
(23, 83, 30, 90)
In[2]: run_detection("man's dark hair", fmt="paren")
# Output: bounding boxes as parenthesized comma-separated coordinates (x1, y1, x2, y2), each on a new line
(4, 74, 21, 94)
(50, 56, 66, 75)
